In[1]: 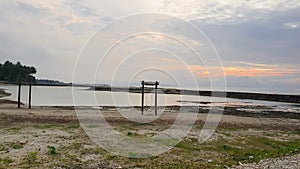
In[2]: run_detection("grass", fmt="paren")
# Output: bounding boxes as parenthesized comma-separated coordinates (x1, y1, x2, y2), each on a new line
(105, 154, 117, 160)
(0, 157, 13, 169)
(22, 151, 39, 166)
(117, 122, 154, 131)
(6, 127, 22, 133)
(0, 144, 8, 151)
(0, 142, 24, 151)
(199, 136, 300, 167)
(33, 122, 80, 131)
(119, 133, 298, 168)
(175, 141, 200, 151)
(47, 146, 57, 155)
(65, 122, 80, 129)
(33, 124, 60, 129)
(12, 133, 298, 169)
(80, 147, 104, 155)
(126, 131, 147, 138)
(86, 124, 102, 128)
(74, 124, 300, 168)
(43, 144, 85, 168)
(10, 143, 24, 149)
(291, 129, 300, 135)
(1, 116, 299, 169)
(48, 153, 85, 169)
(71, 142, 84, 150)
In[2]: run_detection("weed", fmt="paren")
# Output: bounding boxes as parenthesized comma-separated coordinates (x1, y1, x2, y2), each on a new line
(33, 122, 80, 131)
(0, 157, 14, 168)
(175, 141, 200, 151)
(127, 131, 145, 138)
(6, 127, 22, 133)
(47, 146, 57, 155)
(106, 154, 117, 160)
(65, 122, 80, 130)
(23, 151, 39, 165)
(127, 131, 134, 136)
(128, 152, 137, 158)
(80, 147, 103, 155)
(10, 143, 23, 149)
(72, 142, 83, 149)
(86, 124, 102, 128)
(0, 144, 8, 151)
(33, 124, 58, 129)
(291, 129, 300, 135)
(202, 136, 300, 166)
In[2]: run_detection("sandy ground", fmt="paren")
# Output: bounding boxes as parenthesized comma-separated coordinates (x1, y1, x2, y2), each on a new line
(0, 99, 299, 168)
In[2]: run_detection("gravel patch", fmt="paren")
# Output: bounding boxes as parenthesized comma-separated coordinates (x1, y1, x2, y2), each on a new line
(235, 154, 300, 169)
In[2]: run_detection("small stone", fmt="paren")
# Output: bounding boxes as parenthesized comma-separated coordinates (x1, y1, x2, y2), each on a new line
(207, 159, 213, 163)
(20, 141, 27, 145)
(117, 166, 122, 169)
(249, 156, 254, 159)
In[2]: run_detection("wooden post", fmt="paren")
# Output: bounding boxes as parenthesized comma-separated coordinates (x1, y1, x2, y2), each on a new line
(155, 81, 158, 116)
(141, 81, 160, 116)
(141, 81, 144, 115)
(18, 82, 21, 108)
(28, 83, 32, 109)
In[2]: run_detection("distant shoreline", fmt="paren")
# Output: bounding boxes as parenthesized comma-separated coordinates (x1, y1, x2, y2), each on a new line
(91, 86, 300, 104)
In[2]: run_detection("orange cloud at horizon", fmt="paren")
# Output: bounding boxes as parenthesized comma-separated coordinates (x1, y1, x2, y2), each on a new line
(190, 65, 298, 78)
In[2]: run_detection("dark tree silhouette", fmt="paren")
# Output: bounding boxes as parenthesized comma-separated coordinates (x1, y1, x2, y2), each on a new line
(0, 61, 37, 83)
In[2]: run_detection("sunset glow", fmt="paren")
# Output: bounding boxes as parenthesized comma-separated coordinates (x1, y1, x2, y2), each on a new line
(190, 65, 299, 78)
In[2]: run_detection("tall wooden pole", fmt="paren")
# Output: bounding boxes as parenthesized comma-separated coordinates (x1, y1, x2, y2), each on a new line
(18, 82, 21, 108)
(155, 81, 158, 116)
(28, 83, 32, 109)
(141, 81, 144, 115)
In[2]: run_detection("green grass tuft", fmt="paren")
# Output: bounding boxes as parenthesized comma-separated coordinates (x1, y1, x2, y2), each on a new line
(47, 146, 57, 155)
(0, 157, 14, 168)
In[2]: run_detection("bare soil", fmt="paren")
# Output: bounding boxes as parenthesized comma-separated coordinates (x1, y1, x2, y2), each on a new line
(0, 102, 299, 168)
(0, 89, 299, 168)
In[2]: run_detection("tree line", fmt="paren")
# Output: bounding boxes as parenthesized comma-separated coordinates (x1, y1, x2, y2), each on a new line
(0, 61, 37, 83)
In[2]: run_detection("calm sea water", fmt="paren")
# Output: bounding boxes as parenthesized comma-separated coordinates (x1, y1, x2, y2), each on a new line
(0, 85, 219, 106)
(0, 85, 299, 114)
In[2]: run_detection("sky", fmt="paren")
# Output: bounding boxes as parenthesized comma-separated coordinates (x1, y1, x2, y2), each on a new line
(0, 0, 299, 94)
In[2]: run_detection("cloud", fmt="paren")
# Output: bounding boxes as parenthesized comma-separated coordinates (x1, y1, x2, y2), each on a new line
(193, 7, 300, 66)
(237, 62, 269, 67)
(16, 1, 43, 14)
(284, 21, 300, 29)
(66, 0, 97, 17)
(160, 0, 300, 22)
(0, 0, 299, 93)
